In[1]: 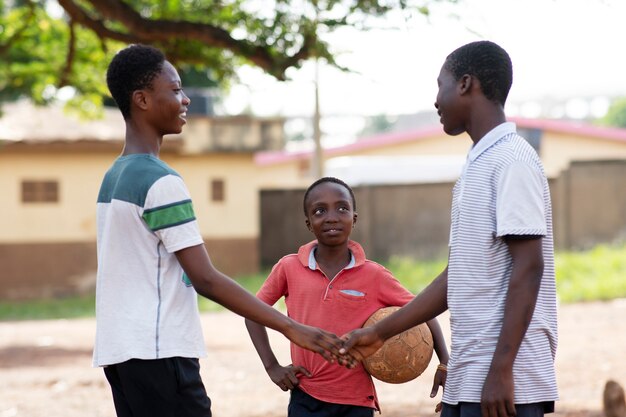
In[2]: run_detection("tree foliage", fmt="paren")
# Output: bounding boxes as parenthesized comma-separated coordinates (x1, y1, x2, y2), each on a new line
(0, 0, 454, 114)
(600, 97, 626, 128)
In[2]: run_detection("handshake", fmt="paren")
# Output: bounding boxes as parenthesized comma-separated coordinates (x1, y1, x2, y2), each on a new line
(288, 320, 386, 368)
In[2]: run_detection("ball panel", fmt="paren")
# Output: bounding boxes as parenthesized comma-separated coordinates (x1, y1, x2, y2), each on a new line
(362, 306, 434, 384)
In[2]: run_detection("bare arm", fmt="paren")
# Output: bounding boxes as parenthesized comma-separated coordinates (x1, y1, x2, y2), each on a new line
(481, 237, 544, 417)
(426, 316, 449, 399)
(175, 244, 343, 361)
(245, 318, 311, 391)
(341, 267, 448, 361)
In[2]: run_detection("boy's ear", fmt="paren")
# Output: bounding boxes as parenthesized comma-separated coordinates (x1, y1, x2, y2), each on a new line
(305, 218, 312, 231)
(131, 90, 150, 112)
(352, 212, 358, 227)
(458, 74, 473, 95)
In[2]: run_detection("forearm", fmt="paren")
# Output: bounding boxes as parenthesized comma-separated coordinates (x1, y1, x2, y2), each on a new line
(245, 318, 281, 370)
(176, 245, 294, 335)
(490, 240, 543, 372)
(427, 318, 449, 365)
(377, 267, 448, 341)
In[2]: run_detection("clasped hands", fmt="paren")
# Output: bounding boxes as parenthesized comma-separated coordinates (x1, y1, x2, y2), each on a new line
(306, 325, 383, 368)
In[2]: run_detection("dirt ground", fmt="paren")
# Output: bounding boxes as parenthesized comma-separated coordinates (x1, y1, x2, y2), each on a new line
(0, 299, 624, 417)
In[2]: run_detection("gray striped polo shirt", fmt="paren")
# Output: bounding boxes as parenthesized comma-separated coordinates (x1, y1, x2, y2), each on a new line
(443, 122, 559, 405)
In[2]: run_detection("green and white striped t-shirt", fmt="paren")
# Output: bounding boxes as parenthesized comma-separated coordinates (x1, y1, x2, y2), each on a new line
(93, 154, 206, 367)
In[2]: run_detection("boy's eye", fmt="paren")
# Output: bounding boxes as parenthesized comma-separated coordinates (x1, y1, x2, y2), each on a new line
(313, 208, 324, 215)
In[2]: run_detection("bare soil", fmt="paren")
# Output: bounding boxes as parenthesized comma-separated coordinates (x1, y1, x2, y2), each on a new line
(0, 300, 624, 417)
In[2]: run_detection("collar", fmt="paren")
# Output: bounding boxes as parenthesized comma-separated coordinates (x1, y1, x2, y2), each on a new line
(297, 240, 366, 270)
(467, 122, 516, 162)
(307, 247, 355, 270)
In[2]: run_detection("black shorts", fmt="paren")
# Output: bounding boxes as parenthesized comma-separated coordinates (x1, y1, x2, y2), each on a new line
(441, 401, 555, 417)
(103, 357, 211, 417)
(288, 387, 374, 417)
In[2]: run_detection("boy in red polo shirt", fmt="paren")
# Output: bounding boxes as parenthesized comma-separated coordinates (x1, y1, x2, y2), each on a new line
(245, 177, 449, 416)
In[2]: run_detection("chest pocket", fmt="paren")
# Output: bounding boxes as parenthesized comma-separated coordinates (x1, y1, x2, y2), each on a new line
(338, 289, 367, 301)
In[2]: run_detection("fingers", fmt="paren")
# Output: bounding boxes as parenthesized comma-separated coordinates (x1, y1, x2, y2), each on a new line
(482, 400, 515, 417)
(430, 380, 440, 398)
(505, 400, 517, 417)
(435, 402, 443, 413)
(293, 365, 312, 378)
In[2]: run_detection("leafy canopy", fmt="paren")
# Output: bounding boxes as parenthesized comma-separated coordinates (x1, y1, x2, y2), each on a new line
(0, 0, 454, 115)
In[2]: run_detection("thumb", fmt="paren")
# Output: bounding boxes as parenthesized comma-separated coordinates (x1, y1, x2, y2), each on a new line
(339, 331, 356, 355)
(295, 366, 312, 378)
(430, 381, 439, 398)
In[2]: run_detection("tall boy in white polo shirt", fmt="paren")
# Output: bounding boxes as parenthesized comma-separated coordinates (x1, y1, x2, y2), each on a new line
(341, 40, 558, 417)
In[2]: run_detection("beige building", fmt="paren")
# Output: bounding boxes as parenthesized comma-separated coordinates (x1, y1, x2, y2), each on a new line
(0, 101, 284, 299)
(2, 101, 626, 300)
(255, 117, 626, 183)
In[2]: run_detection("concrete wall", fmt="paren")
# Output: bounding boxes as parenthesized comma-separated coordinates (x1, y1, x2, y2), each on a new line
(0, 148, 261, 300)
(260, 159, 626, 266)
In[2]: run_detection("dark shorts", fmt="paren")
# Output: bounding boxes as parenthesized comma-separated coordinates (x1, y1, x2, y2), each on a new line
(288, 387, 375, 417)
(441, 402, 555, 417)
(103, 357, 212, 417)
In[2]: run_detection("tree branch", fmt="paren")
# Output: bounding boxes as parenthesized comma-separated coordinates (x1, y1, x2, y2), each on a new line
(57, 0, 316, 80)
(57, 0, 142, 44)
(59, 20, 76, 87)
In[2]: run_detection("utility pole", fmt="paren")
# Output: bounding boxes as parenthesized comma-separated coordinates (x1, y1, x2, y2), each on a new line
(312, 58, 324, 179)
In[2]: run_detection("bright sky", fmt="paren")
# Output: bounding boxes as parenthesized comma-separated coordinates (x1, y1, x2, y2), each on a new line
(222, 0, 626, 123)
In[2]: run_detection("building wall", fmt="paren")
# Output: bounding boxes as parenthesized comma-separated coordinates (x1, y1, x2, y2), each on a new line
(260, 159, 626, 267)
(0, 149, 260, 300)
(541, 132, 626, 177)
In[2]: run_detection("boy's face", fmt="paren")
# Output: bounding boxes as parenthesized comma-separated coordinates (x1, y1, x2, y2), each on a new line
(144, 61, 190, 135)
(305, 182, 357, 247)
(434, 64, 466, 136)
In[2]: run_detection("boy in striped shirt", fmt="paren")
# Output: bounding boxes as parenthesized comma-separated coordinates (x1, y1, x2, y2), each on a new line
(341, 40, 558, 417)
(94, 44, 345, 417)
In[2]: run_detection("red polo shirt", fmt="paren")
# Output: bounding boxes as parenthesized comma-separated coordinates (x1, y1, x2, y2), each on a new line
(256, 240, 414, 410)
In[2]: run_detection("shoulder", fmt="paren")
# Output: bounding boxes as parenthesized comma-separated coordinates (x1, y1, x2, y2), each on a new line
(270, 253, 301, 273)
(359, 259, 395, 280)
(100, 155, 182, 206)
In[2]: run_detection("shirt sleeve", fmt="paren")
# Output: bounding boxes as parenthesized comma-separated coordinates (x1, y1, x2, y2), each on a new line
(496, 160, 547, 237)
(142, 174, 204, 253)
(376, 267, 415, 307)
(256, 261, 288, 306)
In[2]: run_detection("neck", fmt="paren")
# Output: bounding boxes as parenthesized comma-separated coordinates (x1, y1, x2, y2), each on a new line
(122, 120, 162, 156)
(467, 103, 507, 144)
(315, 243, 351, 267)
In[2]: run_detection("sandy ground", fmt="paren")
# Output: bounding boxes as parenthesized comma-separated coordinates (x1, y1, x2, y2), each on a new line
(0, 299, 624, 417)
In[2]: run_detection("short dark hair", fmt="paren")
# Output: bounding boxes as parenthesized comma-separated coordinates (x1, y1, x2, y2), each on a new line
(303, 177, 356, 216)
(106, 44, 165, 120)
(444, 40, 513, 106)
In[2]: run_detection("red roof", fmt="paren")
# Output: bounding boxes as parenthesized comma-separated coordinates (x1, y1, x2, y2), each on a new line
(255, 117, 626, 166)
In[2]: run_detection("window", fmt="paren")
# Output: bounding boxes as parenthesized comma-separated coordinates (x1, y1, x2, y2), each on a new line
(21, 180, 59, 203)
(210, 179, 225, 202)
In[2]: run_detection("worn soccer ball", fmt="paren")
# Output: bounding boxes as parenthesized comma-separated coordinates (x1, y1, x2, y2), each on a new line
(362, 306, 434, 384)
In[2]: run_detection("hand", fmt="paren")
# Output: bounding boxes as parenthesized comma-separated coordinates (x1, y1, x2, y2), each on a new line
(481, 366, 516, 417)
(430, 366, 447, 398)
(267, 363, 311, 391)
(285, 322, 344, 363)
(339, 327, 384, 362)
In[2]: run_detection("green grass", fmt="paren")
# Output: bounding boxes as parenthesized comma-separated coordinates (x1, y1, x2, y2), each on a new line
(555, 243, 626, 303)
(0, 294, 96, 321)
(1, 243, 625, 321)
